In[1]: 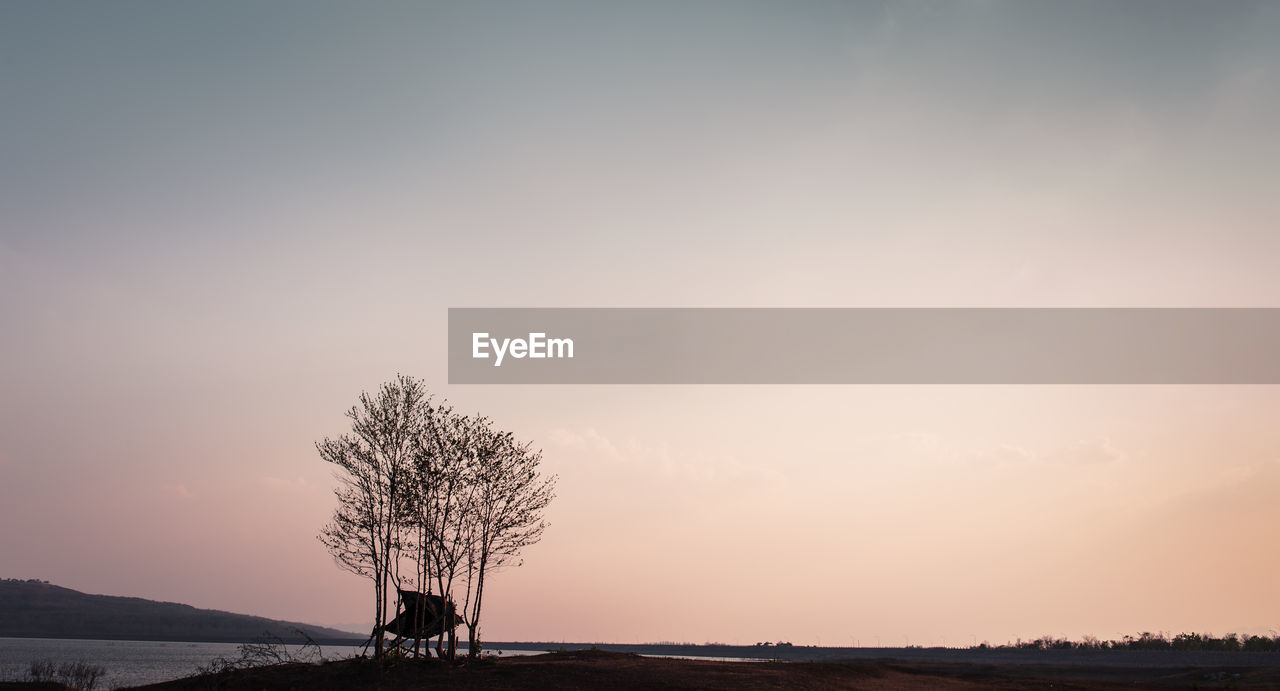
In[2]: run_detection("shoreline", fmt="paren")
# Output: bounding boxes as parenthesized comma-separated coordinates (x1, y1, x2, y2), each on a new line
(9, 636, 1280, 667)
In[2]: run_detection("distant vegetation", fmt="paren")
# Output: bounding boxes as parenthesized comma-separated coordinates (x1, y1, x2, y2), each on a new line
(2, 658, 105, 690)
(197, 629, 327, 675)
(983, 632, 1280, 652)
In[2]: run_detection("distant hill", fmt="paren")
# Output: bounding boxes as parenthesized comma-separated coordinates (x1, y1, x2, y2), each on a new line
(0, 579, 363, 644)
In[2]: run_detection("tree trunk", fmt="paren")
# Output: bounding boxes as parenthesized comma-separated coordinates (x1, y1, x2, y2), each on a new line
(468, 562, 486, 657)
(373, 577, 384, 658)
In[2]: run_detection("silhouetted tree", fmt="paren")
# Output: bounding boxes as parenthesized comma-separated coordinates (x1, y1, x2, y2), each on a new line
(318, 375, 433, 658)
(413, 409, 481, 659)
(319, 376, 555, 661)
(459, 422, 555, 657)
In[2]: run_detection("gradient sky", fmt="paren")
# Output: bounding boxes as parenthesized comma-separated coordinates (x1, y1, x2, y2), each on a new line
(3, 1, 1280, 645)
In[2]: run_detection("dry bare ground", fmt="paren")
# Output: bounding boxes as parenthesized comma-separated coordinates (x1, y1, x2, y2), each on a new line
(127, 649, 1280, 690)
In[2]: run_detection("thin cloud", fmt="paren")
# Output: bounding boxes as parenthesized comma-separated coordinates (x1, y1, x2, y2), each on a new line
(909, 436, 1127, 467)
(546, 427, 625, 464)
(1047, 438, 1126, 465)
(548, 426, 785, 490)
(261, 475, 312, 491)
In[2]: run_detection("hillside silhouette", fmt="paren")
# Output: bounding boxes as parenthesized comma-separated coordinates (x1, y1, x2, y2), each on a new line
(0, 579, 360, 643)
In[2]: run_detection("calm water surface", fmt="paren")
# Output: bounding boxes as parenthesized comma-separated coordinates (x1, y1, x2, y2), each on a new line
(0, 637, 546, 688)
(0, 637, 770, 688)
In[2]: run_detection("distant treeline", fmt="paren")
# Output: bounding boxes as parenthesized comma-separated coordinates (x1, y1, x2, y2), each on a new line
(986, 632, 1280, 652)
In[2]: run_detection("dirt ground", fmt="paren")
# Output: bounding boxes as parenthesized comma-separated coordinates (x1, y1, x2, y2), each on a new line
(119, 649, 1280, 690)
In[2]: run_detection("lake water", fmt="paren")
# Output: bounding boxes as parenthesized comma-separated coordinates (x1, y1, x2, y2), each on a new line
(0, 637, 542, 689)
(0, 638, 775, 688)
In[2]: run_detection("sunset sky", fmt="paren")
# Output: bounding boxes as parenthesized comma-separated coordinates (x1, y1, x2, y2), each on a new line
(3, 1, 1280, 645)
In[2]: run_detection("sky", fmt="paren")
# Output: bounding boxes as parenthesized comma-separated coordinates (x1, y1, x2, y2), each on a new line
(2, 1, 1280, 645)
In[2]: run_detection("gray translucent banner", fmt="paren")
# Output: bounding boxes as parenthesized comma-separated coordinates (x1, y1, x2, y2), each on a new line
(448, 308, 1280, 384)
